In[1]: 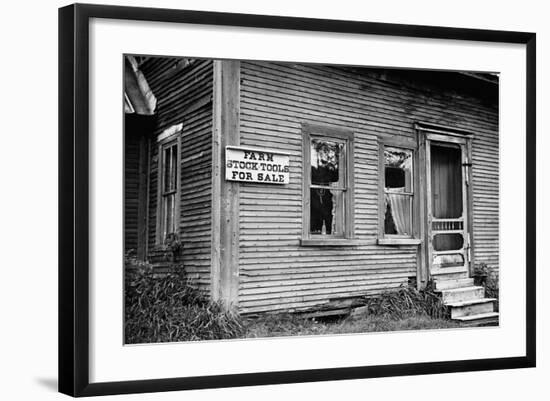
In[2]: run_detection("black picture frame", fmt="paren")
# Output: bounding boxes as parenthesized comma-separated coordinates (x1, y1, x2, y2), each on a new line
(59, 3, 536, 397)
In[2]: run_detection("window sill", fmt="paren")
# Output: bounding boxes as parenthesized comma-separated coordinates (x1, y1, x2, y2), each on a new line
(300, 238, 372, 247)
(377, 238, 422, 246)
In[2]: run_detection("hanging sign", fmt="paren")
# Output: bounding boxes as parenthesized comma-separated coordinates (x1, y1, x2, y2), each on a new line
(225, 146, 290, 184)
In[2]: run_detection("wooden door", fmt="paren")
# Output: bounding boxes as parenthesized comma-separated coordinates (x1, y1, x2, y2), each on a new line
(426, 136, 471, 278)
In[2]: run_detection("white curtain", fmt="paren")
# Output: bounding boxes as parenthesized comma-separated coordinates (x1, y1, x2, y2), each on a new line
(387, 193, 410, 235)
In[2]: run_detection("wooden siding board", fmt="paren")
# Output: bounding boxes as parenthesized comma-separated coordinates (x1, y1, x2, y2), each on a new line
(141, 59, 214, 293)
(238, 61, 498, 313)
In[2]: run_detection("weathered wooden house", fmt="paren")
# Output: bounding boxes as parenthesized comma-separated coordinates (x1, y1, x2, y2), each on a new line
(124, 55, 499, 323)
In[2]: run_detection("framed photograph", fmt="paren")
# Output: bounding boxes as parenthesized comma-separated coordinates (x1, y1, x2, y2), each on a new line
(58, 3, 536, 397)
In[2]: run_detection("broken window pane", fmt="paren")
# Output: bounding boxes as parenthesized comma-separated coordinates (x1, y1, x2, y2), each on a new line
(384, 193, 412, 235)
(309, 136, 347, 237)
(311, 139, 342, 186)
(384, 147, 412, 192)
(310, 188, 345, 235)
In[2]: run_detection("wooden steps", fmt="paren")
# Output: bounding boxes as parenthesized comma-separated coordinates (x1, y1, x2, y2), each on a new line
(434, 277, 499, 325)
(446, 298, 497, 318)
(440, 286, 485, 303)
(453, 312, 500, 326)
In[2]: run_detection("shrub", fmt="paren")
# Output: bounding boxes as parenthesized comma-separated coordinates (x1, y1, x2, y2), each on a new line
(473, 262, 499, 311)
(362, 281, 449, 320)
(473, 262, 489, 287)
(124, 261, 244, 343)
(483, 273, 499, 312)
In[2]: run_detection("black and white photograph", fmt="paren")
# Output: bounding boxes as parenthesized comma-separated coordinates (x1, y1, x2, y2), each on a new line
(1, 0, 545, 399)
(123, 55, 500, 344)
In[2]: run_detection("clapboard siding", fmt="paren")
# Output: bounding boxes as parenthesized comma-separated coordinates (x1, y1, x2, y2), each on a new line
(238, 61, 498, 313)
(140, 58, 214, 292)
(124, 131, 140, 253)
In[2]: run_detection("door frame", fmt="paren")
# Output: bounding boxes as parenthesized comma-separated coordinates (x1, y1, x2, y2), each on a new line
(416, 122, 475, 285)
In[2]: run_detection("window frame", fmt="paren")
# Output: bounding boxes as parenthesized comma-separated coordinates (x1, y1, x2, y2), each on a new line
(301, 123, 355, 246)
(155, 130, 182, 246)
(378, 138, 420, 246)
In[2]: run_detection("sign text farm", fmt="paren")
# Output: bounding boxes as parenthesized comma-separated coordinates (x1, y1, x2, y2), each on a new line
(225, 146, 290, 184)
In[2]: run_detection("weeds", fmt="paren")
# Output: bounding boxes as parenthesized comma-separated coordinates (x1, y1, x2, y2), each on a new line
(124, 261, 244, 344)
(244, 283, 453, 338)
(361, 281, 449, 320)
(124, 254, 461, 342)
(483, 274, 499, 312)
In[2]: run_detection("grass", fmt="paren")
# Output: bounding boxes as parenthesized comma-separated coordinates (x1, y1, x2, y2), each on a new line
(243, 283, 460, 338)
(244, 313, 462, 339)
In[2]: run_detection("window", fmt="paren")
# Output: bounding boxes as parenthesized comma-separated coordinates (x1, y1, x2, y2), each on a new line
(157, 136, 180, 245)
(378, 144, 419, 245)
(302, 124, 354, 244)
(383, 147, 413, 236)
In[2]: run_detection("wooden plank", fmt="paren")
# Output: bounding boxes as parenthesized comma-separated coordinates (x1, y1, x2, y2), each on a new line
(211, 63, 222, 301)
(212, 60, 241, 309)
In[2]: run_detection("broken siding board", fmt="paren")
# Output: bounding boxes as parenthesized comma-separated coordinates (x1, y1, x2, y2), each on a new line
(238, 284, 408, 313)
(239, 280, 410, 298)
(239, 280, 409, 300)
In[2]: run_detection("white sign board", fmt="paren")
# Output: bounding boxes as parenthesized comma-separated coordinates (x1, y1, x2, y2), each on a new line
(225, 146, 290, 184)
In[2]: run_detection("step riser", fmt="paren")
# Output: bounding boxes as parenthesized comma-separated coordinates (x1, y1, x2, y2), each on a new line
(459, 317, 499, 327)
(451, 302, 494, 318)
(432, 272, 469, 281)
(452, 311, 499, 322)
(442, 288, 485, 303)
(435, 278, 475, 290)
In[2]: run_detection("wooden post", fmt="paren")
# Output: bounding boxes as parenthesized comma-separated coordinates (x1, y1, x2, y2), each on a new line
(417, 130, 428, 289)
(211, 60, 240, 309)
(466, 138, 475, 277)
